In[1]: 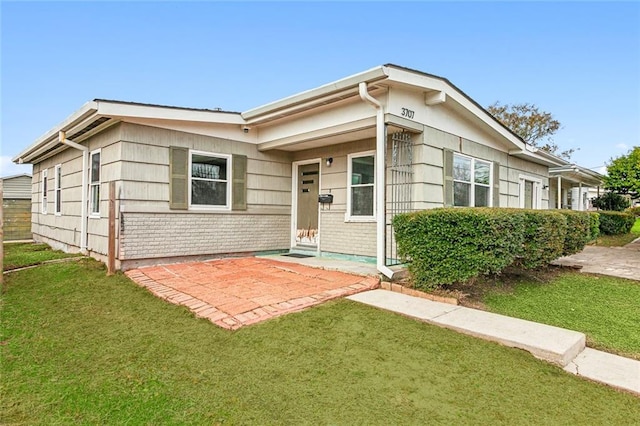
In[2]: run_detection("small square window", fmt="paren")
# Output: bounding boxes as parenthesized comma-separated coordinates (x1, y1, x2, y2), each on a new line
(189, 151, 230, 209)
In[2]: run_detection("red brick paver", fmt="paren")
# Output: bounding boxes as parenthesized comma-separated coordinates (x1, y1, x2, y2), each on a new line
(125, 257, 380, 330)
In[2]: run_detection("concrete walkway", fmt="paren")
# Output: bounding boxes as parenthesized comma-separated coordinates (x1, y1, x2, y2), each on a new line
(348, 289, 640, 396)
(553, 237, 640, 281)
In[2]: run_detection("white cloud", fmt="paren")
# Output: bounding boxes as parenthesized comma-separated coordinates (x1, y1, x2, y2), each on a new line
(1, 156, 33, 178)
(615, 143, 629, 150)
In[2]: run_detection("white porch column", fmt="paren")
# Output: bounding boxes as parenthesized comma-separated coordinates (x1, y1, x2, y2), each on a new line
(557, 176, 562, 209)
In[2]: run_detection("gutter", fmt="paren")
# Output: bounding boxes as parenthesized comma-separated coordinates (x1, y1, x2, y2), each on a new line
(59, 131, 89, 253)
(358, 82, 394, 279)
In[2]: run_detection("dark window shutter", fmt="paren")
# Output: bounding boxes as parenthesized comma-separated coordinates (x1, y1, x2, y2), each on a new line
(443, 149, 454, 207)
(232, 154, 247, 211)
(169, 146, 188, 210)
(493, 162, 500, 207)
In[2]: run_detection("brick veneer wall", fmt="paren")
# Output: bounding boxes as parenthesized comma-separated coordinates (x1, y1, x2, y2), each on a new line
(319, 211, 376, 257)
(120, 212, 290, 260)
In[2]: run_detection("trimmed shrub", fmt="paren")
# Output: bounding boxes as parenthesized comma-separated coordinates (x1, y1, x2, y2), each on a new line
(588, 212, 600, 241)
(393, 208, 526, 290)
(557, 210, 592, 255)
(598, 211, 636, 235)
(514, 210, 567, 270)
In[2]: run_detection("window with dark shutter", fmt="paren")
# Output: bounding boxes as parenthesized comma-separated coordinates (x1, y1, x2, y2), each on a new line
(169, 146, 188, 210)
(443, 149, 454, 207)
(232, 154, 247, 211)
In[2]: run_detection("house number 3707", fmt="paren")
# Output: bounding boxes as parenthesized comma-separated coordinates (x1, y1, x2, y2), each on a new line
(401, 108, 415, 119)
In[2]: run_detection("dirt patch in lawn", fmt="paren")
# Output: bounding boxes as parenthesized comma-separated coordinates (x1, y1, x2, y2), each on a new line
(399, 266, 570, 310)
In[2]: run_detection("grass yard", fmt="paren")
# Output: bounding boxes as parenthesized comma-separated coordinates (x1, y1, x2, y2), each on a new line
(482, 271, 640, 360)
(3, 242, 82, 271)
(2, 248, 639, 424)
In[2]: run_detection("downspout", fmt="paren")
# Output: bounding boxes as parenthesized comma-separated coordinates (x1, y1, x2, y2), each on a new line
(59, 131, 89, 253)
(358, 82, 394, 279)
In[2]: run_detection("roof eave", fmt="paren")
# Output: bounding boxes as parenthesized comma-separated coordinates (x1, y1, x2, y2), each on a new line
(242, 66, 389, 122)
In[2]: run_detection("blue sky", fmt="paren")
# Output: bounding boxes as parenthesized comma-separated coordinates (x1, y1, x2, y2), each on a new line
(2, 1, 639, 177)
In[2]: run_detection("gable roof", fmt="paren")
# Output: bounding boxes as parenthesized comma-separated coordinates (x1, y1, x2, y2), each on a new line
(14, 64, 569, 167)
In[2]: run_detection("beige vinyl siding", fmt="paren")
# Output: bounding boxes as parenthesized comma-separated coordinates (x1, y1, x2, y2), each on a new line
(422, 126, 549, 210)
(118, 123, 292, 213)
(31, 125, 122, 255)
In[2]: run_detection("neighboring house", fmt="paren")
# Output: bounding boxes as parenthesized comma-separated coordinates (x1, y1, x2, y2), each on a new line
(549, 165, 603, 211)
(2, 173, 33, 241)
(15, 64, 582, 277)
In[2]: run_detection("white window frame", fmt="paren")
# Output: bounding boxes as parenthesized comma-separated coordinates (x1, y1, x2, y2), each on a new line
(89, 149, 101, 218)
(41, 169, 48, 214)
(453, 153, 493, 207)
(188, 150, 231, 210)
(519, 174, 543, 209)
(346, 150, 376, 222)
(54, 164, 62, 216)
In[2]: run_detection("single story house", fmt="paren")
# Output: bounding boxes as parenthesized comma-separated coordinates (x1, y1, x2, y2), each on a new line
(2, 173, 33, 241)
(13, 64, 597, 277)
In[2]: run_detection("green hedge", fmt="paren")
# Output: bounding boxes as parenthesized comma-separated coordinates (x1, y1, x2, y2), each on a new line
(393, 208, 593, 290)
(598, 211, 636, 235)
(514, 210, 567, 270)
(557, 210, 593, 255)
(588, 212, 600, 241)
(393, 208, 525, 289)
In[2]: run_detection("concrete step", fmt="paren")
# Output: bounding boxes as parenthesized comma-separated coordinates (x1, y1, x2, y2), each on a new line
(347, 290, 585, 367)
(564, 348, 640, 395)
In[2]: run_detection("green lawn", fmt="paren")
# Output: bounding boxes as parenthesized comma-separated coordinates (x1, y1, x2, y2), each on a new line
(594, 217, 640, 247)
(3, 242, 82, 271)
(484, 272, 640, 360)
(2, 250, 639, 424)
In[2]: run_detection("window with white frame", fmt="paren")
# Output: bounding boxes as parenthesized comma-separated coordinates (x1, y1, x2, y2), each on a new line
(54, 164, 62, 215)
(347, 151, 375, 219)
(90, 150, 101, 216)
(453, 153, 492, 207)
(189, 151, 230, 208)
(41, 169, 48, 214)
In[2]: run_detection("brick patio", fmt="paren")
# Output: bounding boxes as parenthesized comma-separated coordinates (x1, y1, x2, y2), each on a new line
(125, 257, 380, 330)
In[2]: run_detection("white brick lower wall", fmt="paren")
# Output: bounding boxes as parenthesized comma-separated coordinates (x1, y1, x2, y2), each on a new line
(320, 211, 376, 257)
(120, 212, 290, 260)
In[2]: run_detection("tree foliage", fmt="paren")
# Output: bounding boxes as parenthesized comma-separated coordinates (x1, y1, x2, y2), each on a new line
(603, 146, 640, 200)
(487, 102, 574, 159)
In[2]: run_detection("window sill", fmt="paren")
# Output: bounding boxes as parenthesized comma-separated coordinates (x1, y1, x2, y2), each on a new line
(344, 215, 376, 223)
(189, 205, 231, 211)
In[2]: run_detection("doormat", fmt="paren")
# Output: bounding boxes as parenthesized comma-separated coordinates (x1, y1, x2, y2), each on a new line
(282, 253, 315, 258)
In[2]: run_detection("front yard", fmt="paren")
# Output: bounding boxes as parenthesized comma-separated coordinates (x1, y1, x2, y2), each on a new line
(480, 270, 640, 360)
(2, 244, 639, 424)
